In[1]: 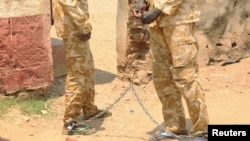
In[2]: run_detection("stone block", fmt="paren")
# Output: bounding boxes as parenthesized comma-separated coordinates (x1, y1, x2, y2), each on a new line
(0, 0, 53, 94)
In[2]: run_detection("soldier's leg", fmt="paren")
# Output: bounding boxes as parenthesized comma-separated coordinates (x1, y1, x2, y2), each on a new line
(163, 24, 209, 134)
(63, 57, 85, 124)
(63, 39, 97, 124)
(79, 41, 98, 118)
(149, 25, 186, 132)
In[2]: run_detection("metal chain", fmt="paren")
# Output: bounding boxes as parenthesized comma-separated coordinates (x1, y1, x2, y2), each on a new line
(131, 83, 207, 139)
(79, 61, 206, 139)
(83, 83, 131, 123)
(130, 83, 165, 132)
(79, 80, 205, 139)
(129, 61, 205, 139)
(131, 83, 181, 139)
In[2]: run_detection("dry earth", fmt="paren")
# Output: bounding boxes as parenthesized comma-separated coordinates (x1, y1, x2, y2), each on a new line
(1, 0, 250, 141)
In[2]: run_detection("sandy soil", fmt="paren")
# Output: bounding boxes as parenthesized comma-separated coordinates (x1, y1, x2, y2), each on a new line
(1, 0, 250, 141)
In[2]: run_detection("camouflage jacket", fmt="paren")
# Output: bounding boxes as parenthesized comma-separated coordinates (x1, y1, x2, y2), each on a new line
(52, 0, 92, 39)
(146, 0, 201, 26)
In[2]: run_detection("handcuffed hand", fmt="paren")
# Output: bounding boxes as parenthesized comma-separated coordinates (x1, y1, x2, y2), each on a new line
(141, 8, 162, 24)
(132, 0, 148, 18)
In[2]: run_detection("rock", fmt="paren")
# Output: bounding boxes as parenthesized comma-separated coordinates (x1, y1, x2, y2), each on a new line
(65, 137, 77, 141)
(41, 110, 48, 115)
(22, 116, 30, 122)
(221, 58, 241, 66)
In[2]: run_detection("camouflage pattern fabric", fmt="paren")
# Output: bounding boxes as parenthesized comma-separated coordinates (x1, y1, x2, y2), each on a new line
(63, 39, 98, 124)
(53, 0, 92, 39)
(147, 0, 209, 134)
(146, 0, 201, 26)
(52, 0, 97, 124)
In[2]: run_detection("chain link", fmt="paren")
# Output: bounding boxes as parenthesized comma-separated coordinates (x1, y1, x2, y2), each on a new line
(131, 83, 182, 139)
(83, 83, 131, 123)
(78, 63, 206, 139)
(130, 83, 165, 132)
(131, 83, 207, 139)
(79, 80, 204, 139)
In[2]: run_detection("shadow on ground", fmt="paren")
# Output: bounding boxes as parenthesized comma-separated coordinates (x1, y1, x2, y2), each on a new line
(48, 68, 116, 98)
(95, 68, 117, 85)
(146, 118, 193, 135)
(0, 137, 11, 141)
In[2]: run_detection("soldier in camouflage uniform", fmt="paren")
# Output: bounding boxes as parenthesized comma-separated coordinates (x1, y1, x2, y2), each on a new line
(52, 0, 111, 135)
(133, 0, 209, 139)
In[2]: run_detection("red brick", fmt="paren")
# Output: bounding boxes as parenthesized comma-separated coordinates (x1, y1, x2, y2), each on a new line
(0, 14, 53, 94)
(7, 15, 51, 68)
(0, 18, 10, 51)
(0, 54, 15, 68)
(4, 65, 53, 93)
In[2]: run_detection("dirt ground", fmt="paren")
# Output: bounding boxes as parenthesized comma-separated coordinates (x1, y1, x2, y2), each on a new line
(1, 0, 250, 141)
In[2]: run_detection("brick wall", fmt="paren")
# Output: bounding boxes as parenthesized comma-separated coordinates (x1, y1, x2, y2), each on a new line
(0, 0, 53, 94)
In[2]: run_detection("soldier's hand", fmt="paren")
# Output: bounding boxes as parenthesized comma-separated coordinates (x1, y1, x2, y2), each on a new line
(77, 32, 91, 42)
(142, 8, 161, 24)
(132, 0, 148, 18)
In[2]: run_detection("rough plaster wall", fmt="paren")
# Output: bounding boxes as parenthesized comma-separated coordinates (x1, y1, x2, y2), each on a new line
(197, 0, 250, 65)
(0, 0, 50, 18)
(0, 0, 53, 94)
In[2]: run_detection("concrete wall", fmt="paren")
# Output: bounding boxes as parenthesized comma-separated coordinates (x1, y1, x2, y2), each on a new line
(0, 0, 53, 94)
(196, 0, 250, 65)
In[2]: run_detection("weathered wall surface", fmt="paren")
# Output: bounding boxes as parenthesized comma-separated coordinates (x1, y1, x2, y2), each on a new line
(0, 0, 53, 94)
(197, 0, 250, 65)
(116, 0, 250, 85)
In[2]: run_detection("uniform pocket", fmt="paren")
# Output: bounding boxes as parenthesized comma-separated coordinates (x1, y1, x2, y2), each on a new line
(163, 24, 198, 67)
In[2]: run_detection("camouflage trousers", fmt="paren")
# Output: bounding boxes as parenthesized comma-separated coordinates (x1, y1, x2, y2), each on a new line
(148, 23, 209, 134)
(62, 38, 97, 124)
